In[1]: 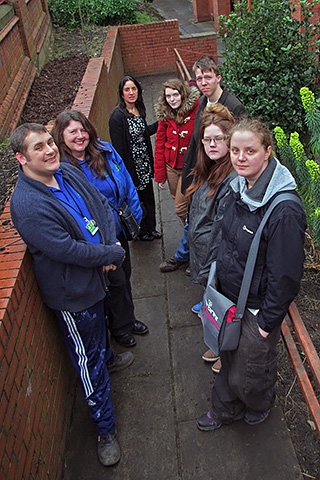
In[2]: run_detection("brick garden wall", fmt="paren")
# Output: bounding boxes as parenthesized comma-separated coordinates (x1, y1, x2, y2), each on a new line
(118, 20, 217, 77)
(73, 27, 125, 142)
(72, 20, 217, 141)
(0, 0, 52, 141)
(0, 204, 76, 480)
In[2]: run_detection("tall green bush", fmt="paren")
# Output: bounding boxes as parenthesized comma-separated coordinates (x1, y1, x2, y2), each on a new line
(274, 87, 320, 247)
(219, 0, 320, 134)
(49, 0, 137, 28)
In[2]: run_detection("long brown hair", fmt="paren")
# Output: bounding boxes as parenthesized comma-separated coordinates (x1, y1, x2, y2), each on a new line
(51, 110, 106, 178)
(157, 78, 192, 125)
(186, 104, 235, 199)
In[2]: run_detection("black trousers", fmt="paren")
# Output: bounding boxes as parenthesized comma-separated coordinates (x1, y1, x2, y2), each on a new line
(137, 180, 156, 236)
(211, 310, 280, 423)
(106, 232, 136, 336)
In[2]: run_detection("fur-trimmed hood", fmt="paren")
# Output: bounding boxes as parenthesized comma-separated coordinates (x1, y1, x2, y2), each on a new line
(155, 86, 200, 120)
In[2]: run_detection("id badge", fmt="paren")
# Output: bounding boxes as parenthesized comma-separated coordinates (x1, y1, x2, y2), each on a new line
(85, 218, 99, 236)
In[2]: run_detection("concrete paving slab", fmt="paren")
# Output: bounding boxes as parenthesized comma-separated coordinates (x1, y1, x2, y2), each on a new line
(129, 238, 166, 298)
(171, 324, 213, 421)
(167, 275, 203, 326)
(108, 374, 178, 480)
(179, 408, 303, 480)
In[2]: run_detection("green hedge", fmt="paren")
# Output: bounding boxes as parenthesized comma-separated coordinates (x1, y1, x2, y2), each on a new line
(49, 0, 138, 27)
(219, 0, 320, 135)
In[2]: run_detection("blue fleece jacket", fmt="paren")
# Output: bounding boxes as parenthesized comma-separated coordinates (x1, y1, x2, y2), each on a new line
(10, 162, 125, 312)
(64, 141, 143, 237)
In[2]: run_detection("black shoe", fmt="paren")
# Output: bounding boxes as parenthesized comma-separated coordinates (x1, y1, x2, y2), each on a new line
(149, 229, 162, 239)
(107, 352, 134, 373)
(114, 333, 136, 347)
(139, 233, 154, 241)
(132, 320, 149, 335)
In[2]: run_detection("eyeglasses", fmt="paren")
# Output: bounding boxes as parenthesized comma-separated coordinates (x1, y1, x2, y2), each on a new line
(202, 135, 226, 145)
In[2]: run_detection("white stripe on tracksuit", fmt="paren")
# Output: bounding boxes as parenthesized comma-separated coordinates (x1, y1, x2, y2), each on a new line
(61, 310, 94, 398)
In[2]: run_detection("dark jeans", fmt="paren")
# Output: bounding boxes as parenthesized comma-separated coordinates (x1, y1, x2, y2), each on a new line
(107, 232, 136, 336)
(137, 180, 156, 236)
(211, 310, 280, 423)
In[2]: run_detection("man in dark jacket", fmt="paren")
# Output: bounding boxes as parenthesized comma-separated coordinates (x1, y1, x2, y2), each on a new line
(182, 55, 246, 193)
(10, 123, 134, 467)
(160, 56, 246, 274)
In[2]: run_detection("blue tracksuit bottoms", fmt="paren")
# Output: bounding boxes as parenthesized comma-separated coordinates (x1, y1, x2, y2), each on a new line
(54, 298, 115, 435)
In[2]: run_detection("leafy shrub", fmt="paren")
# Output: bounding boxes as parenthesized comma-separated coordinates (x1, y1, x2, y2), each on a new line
(49, 0, 137, 28)
(219, 0, 320, 135)
(274, 87, 320, 247)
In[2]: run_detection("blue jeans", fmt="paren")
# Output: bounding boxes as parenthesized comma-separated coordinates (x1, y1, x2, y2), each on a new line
(174, 219, 189, 262)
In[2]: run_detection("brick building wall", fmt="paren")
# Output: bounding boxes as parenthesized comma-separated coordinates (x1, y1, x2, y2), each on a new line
(197, 0, 320, 30)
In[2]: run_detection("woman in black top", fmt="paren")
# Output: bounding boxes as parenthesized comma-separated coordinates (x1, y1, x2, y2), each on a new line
(109, 75, 162, 241)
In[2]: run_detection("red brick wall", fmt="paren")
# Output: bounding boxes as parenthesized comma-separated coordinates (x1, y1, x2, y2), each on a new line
(119, 20, 180, 76)
(212, 0, 231, 31)
(0, 0, 52, 141)
(73, 21, 217, 140)
(0, 204, 76, 480)
(193, 0, 212, 22)
(179, 34, 218, 69)
(118, 20, 217, 76)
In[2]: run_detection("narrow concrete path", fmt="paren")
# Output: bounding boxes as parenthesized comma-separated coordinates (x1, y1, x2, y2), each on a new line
(63, 74, 302, 480)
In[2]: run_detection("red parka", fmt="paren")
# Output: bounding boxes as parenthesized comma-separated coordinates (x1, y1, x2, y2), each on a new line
(154, 87, 200, 183)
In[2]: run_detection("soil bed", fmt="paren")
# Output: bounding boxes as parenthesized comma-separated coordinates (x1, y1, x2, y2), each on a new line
(0, 22, 319, 479)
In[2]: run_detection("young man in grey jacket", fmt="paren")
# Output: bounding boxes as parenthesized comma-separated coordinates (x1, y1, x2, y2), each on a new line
(10, 123, 133, 467)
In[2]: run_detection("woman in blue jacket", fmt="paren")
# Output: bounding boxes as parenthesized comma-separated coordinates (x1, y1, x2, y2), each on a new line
(52, 110, 149, 347)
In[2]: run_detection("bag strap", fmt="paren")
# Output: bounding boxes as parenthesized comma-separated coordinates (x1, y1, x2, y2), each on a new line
(108, 201, 119, 213)
(235, 193, 302, 319)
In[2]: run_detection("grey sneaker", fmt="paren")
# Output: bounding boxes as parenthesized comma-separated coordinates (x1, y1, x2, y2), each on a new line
(97, 432, 120, 466)
(107, 351, 134, 373)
